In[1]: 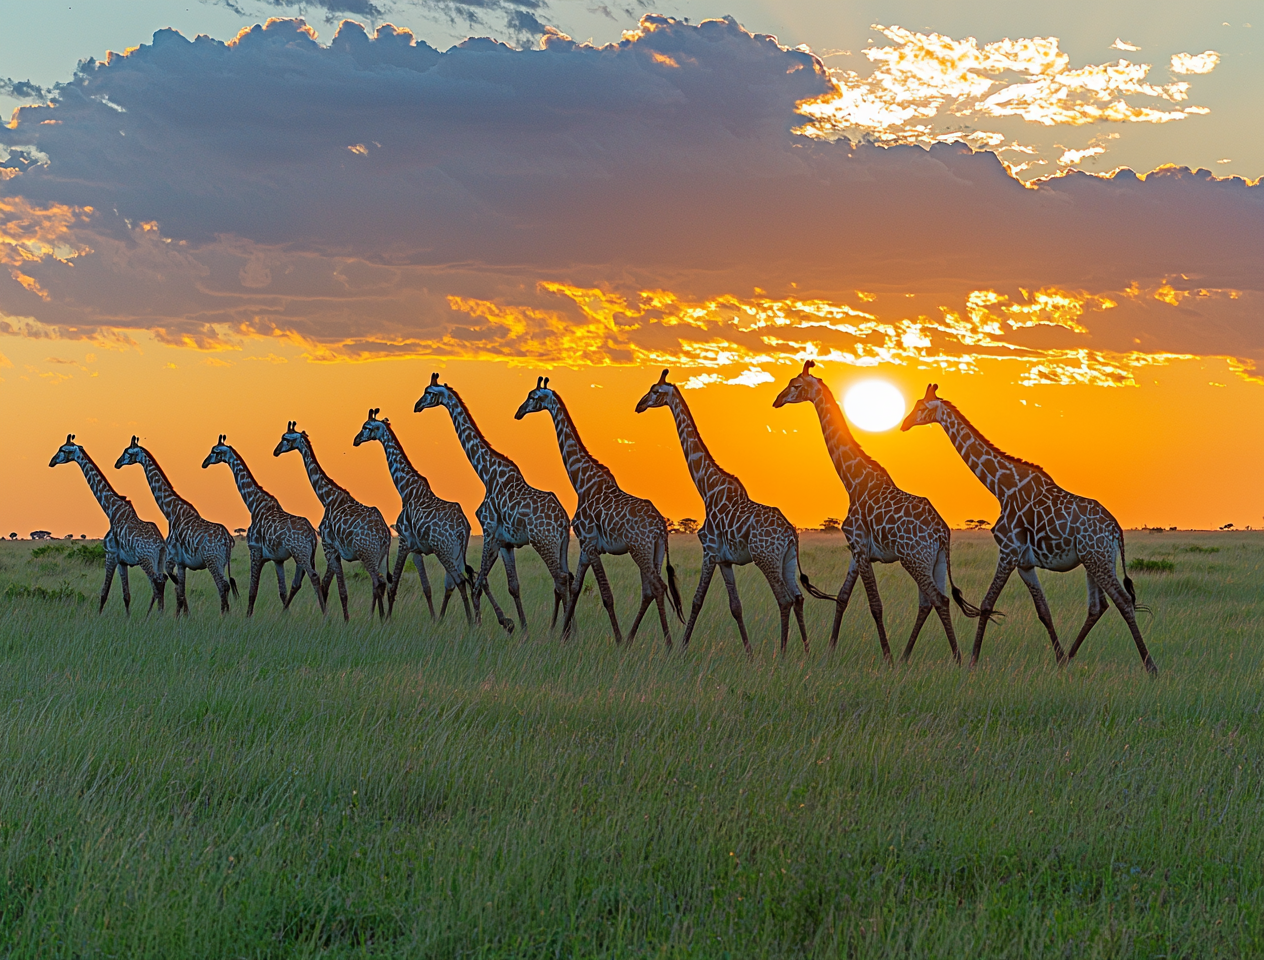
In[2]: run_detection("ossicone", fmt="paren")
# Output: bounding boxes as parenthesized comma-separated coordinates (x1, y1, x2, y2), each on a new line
(657, 369, 669, 384)
(66, 433, 74, 444)
(924, 383, 939, 400)
(536, 376, 542, 389)
(802, 359, 815, 375)
(219, 434, 226, 444)
(429, 372, 439, 386)
(543, 377, 550, 389)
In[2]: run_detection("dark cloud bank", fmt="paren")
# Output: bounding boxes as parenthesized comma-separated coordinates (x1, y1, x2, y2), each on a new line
(0, 16, 1260, 376)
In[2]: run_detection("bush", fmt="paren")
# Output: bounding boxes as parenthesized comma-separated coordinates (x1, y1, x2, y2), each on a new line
(30, 544, 67, 559)
(1130, 558, 1174, 573)
(67, 542, 107, 565)
(1183, 545, 1219, 554)
(3, 583, 86, 602)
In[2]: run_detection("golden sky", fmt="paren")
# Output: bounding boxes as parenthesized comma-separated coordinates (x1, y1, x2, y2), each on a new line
(2, 14, 1262, 536)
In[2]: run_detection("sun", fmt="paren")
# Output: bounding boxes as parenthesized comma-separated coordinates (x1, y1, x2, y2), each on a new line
(842, 379, 906, 432)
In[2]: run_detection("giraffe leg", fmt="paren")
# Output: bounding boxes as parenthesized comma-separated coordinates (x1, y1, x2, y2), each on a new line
(972, 558, 1016, 667)
(560, 548, 593, 641)
(589, 555, 624, 644)
(175, 565, 189, 617)
(283, 560, 304, 609)
(439, 567, 457, 619)
(828, 560, 861, 650)
(1016, 566, 1066, 665)
(143, 558, 164, 615)
(414, 554, 436, 619)
(385, 546, 407, 617)
(501, 547, 529, 635)
(784, 544, 809, 654)
(369, 561, 388, 621)
(208, 562, 231, 615)
(856, 557, 893, 664)
(99, 555, 118, 614)
(294, 557, 325, 614)
(625, 546, 668, 648)
(753, 555, 793, 655)
(527, 535, 570, 633)
(469, 535, 502, 627)
(118, 563, 131, 615)
(681, 554, 717, 651)
(1084, 558, 1157, 675)
(274, 559, 288, 608)
(247, 549, 264, 617)
(439, 549, 473, 625)
(1065, 570, 1108, 662)
(326, 555, 349, 621)
(901, 593, 934, 663)
(718, 562, 754, 657)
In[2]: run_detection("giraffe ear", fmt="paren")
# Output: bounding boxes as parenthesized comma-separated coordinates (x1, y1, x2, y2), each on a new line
(925, 383, 939, 400)
(543, 377, 549, 389)
(657, 369, 669, 384)
(429, 372, 439, 386)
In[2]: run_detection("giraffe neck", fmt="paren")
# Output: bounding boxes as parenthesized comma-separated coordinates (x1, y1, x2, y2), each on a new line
(441, 391, 519, 486)
(73, 450, 129, 519)
(664, 388, 746, 507)
(376, 422, 432, 501)
(224, 447, 280, 517)
(296, 439, 350, 508)
(934, 401, 1044, 501)
(810, 386, 893, 500)
(543, 393, 615, 498)
(137, 448, 194, 523)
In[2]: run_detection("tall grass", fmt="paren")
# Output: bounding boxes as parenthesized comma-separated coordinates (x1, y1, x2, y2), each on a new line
(0, 531, 1261, 958)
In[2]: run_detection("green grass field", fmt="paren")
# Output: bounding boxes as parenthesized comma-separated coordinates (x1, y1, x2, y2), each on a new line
(0, 530, 1261, 958)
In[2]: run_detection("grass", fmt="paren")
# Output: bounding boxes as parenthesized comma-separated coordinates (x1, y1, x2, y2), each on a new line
(0, 530, 1262, 958)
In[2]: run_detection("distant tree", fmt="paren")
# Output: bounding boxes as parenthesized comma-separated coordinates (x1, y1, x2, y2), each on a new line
(63, 534, 73, 539)
(7, 533, 15, 540)
(965, 518, 991, 530)
(80, 534, 86, 539)
(1220, 523, 1235, 531)
(234, 527, 247, 538)
(820, 517, 841, 533)
(675, 518, 699, 535)
(1169, 527, 1177, 531)
(30, 531, 51, 540)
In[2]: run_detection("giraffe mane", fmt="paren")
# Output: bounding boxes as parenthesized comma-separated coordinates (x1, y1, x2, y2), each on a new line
(938, 398, 1053, 480)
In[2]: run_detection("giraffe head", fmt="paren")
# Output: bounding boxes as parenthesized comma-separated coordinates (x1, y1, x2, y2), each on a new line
(514, 376, 555, 420)
(202, 434, 232, 469)
(49, 433, 83, 468)
(772, 360, 824, 408)
(353, 408, 391, 447)
(900, 383, 944, 431)
(414, 372, 454, 413)
(634, 369, 674, 413)
(115, 436, 145, 469)
(273, 421, 308, 457)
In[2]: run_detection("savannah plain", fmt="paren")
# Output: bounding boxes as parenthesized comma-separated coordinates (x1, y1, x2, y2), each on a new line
(0, 529, 1259, 958)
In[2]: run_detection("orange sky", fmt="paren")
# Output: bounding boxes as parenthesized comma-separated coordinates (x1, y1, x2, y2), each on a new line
(5, 332, 1260, 539)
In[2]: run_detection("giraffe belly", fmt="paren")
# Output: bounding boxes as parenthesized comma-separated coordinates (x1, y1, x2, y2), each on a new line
(714, 541, 752, 565)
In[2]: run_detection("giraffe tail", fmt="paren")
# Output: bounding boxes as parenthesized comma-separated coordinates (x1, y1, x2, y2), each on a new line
(664, 538, 684, 623)
(798, 570, 836, 602)
(1119, 539, 1150, 614)
(227, 558, 239, 599)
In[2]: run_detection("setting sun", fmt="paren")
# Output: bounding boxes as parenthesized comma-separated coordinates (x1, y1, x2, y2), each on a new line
(842, 379, 906, 432)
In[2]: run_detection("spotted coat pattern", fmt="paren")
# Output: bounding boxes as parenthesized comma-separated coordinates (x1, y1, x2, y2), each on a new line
(203, 437, 325, 617)
(274, 423, 390, 621)
(636, 370, 807, 655)
(353, 409, 485, 624)
(116, 437, 236, 615)
(50, 437, 167, 614)
(902, 384, 1156, 673)
(774, 363, 979, 664)
(415, 375, 568, 635)
(516, 381, 683, 646)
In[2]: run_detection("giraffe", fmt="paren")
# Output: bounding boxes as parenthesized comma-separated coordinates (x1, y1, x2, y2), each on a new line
(50, 435, 167, 614)
(515, 377, 684, 645)
(901, 384, 1157, 674)
(273, 422, 391, 621)
(773, 362, 981, 663)
(635, 369, 808, 655)
(353, 407, 499, 626)
(202, 435, 326, 617)
(115, 436, 237, 615)
(415, 374, 570, 635)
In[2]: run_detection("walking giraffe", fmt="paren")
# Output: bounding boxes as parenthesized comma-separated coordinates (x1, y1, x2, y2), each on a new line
(635, 369, 808, 655)
(515, 378, 683, 645)
(773, 362, 981, 663)
(50, 435, 167, 614)
(115, 437, 237, 615)
(901, 384, 1157, 674)
(354, 408, 509, 627)
(415, 374, 570, 634)
(202, 435, 326, 617)
(273, 422, 391, 621)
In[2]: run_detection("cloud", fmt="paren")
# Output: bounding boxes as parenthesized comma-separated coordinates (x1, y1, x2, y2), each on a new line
(0, 15, 1260, 389)
(1170, 51, 1220, 75)
(1110, 39, 1141, 52)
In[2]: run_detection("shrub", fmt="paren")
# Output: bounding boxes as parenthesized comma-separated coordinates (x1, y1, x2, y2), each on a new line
(3, 583, 86, 602)
(67, 542, 107, 565)
(31, 544, 67, 559)
(1131, 558, 1174, 573)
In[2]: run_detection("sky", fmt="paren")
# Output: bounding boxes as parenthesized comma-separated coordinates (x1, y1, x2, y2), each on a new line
(1, 0, 1261, 539)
